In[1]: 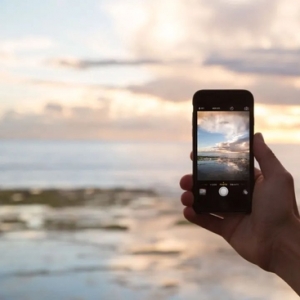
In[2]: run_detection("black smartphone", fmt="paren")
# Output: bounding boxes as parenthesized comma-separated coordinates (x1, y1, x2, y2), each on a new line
(192, 90, 254, 214)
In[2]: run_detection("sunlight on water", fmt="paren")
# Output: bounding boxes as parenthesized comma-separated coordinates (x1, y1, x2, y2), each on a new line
(0, 196, 298, 300)
(0, 141, 299, 299)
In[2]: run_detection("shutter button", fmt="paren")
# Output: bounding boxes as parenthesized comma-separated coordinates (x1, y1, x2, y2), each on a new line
(219, 187, 229, 197)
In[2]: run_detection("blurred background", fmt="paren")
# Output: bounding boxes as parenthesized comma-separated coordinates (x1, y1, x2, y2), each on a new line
(0, 0, 300, 299)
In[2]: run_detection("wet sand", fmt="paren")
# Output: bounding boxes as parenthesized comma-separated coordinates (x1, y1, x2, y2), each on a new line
(0, 189, 297, 300)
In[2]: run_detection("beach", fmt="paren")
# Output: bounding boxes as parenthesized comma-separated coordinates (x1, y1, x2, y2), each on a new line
(0, 141, 299, 299)
(3, 0, 300, 297)
(0, 188, 298, 300)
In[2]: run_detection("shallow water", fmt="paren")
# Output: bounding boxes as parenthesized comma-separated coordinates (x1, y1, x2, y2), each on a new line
(0, 196, 298, 300)
(0, 141, 300, 299)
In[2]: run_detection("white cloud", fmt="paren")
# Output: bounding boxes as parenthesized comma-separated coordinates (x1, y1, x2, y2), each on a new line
(96, 0, 300, 115)
(103, 0, 297, 60)
(214, 137, 249, 153)
(198, 111, 249, 142)
(0, 37, 55, 70)
(0, 36, 54, 54)
(1, 0, 300, 142)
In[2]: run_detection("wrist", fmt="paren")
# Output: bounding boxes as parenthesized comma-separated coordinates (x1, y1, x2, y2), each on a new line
(270, 216, 300, 273)
(269, 216, 300, 295)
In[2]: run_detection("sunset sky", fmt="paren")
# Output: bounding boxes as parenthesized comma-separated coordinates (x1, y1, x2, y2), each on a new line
(1, 0, 300, 142)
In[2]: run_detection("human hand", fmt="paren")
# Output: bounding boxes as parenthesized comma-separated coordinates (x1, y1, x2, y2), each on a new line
(180, 132, 299, 271)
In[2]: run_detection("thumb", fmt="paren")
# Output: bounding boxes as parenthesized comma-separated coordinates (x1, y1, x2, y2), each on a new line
(253, 133, 285, 179)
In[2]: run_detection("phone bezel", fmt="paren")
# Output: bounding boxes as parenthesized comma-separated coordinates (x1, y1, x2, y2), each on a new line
(192, 89, 254, 214)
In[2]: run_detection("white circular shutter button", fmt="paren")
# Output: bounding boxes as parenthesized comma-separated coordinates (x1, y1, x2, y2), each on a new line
(219, 187, 229, 197)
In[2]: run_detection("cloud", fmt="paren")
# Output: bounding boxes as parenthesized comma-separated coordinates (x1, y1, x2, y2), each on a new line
(104, 0, 285, 60)
(44, 103, 63, 114)
(250, 79, 300, 105)
(0, 100, 190, 140)
(0, 37, 54, 54)
(203, 0, 279, 36)
(204, 48, 300, 76)
(97, 0, 300, 109)
(127, 76, 202, 102)
(0, 37, 55, 70)
(122, 71, 300, 105)
(215, 137, 249, 153)
(0, 103, 111, 140)
(1, 100, 300, 142)
(198, 111, 250, 154)
(48, 57, 184, 69)
(2, 0, 300, 144)
(198, 111, 249, 141)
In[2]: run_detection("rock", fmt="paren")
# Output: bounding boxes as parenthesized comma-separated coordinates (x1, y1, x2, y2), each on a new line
(11, 193, 24, 202)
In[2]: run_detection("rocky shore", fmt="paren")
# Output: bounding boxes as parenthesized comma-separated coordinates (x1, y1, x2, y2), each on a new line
(0, 188, 167, 234)
(0, 188, 157, 207)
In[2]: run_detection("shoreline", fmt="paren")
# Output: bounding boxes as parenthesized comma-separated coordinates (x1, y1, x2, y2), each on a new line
(0, 187, 157, 207)
(0, 187, 180, 233)
(0, 188, 298, 299)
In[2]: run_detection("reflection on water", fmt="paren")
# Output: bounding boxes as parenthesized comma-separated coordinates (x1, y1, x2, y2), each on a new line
(198, 157, 249, 180)
(226, 161, 241, 171)
(0, 191, 297, 300)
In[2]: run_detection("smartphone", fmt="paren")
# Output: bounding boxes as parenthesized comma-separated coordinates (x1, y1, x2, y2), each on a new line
(192, 90, 254, 214)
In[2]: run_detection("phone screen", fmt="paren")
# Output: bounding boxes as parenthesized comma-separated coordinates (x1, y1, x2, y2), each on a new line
(193, 90, 254, 213)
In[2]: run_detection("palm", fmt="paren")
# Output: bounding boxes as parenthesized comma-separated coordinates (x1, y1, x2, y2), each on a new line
(227, 170, 298, 269)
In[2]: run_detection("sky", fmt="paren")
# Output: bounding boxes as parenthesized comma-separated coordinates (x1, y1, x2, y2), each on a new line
(197, 111, 249, 157)
(1, 0, 300, 142)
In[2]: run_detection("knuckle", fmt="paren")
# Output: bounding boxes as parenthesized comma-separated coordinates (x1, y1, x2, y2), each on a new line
(279, 171, 294, 184)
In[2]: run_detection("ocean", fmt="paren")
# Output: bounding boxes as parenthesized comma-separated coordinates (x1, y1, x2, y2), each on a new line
(0, 140, 299, 200)
(1, 140, 300, 299)
(0, 140, 191, 196)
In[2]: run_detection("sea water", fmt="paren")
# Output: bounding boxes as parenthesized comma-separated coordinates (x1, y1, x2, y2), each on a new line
(0, 140, 299, 200)
(0, 140, 190, 195)
(0, 140, 300, 300)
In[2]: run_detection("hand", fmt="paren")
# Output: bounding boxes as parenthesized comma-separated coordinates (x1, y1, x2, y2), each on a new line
(180, 133, 299, 271)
